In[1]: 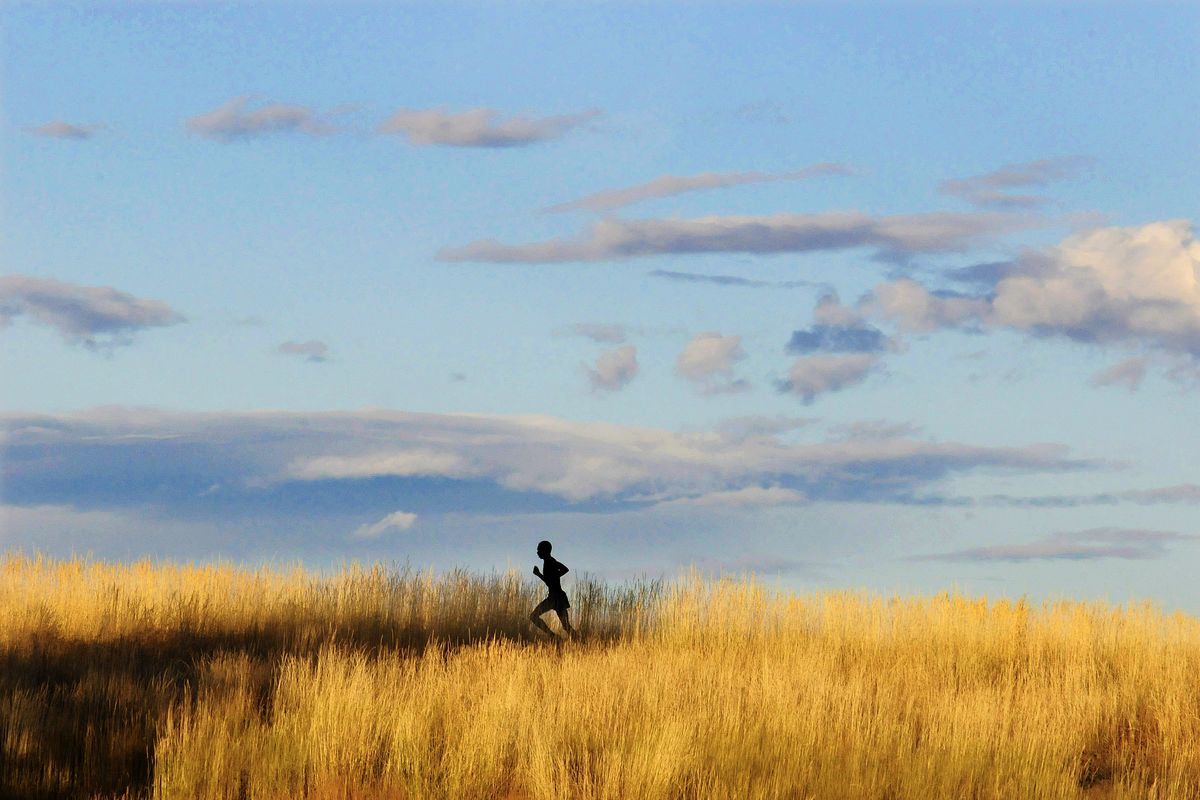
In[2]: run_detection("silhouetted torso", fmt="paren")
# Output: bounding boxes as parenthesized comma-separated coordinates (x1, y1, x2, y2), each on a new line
(541, 555, 567, 597)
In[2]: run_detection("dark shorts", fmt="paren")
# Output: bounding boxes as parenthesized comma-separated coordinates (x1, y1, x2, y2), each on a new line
(533, 592, 570, 614)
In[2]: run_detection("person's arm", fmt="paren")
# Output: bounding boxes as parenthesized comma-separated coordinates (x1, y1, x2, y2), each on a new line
(556, 561, 569, 576)
(533, 564, 548, 584)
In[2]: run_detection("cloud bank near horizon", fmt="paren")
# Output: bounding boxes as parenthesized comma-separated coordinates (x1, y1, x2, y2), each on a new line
(1, 408, 1099, 530)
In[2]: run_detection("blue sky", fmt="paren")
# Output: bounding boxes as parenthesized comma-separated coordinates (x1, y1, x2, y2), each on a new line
(3, 3, 1200, 611)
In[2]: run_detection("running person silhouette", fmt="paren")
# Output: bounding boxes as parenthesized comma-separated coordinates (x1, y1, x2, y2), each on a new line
(529, 540, 575, 639)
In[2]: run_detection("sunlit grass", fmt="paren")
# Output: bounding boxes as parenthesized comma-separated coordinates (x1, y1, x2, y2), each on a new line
(1, 553, 1198, 798)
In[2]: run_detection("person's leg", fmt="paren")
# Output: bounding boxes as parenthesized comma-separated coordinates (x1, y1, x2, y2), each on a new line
(529, 597, 558, 637)
(555, 607, 576, 637)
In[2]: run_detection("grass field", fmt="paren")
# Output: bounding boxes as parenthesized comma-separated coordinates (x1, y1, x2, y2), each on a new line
(1, 554, 1199, 798)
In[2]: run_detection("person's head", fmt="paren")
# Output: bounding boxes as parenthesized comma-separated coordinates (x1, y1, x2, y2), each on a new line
(536, 540, 552, 558)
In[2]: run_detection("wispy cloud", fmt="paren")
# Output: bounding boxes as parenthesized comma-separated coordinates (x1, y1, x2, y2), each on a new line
(1090, 356, 1149, 391)
(545, 163, 852, 213)
(186, 96, 335, 140)
(827, 420, 922, 440)
(715, 415, 813, 441)
(352, 510, 418, 539)
(586, 345, 639, 392)
(940, 156, 1093, 209)
(913, 528, 1197, 562)
(647, 269, 829, 291)
(1124, 484, 1200, 504)
(276, 340, 330, 363)
(977, 483, 1200, 508)
(555, 323, 627, 344)
(657, 486, 806, 509)
(28, 120, 101, 140)
(378, 107, 599, 147)
(439, 210, 1033, 264)
(0, 275, 184, 351)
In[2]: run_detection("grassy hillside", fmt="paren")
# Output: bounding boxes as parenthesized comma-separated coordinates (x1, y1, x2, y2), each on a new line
(1, 554, 1198, 798)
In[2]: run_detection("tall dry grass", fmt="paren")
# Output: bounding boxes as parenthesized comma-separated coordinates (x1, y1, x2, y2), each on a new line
(1, 553, 1198, 798)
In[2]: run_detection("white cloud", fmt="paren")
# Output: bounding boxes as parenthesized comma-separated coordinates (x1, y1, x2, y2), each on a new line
(0, 274, 185, 350)
(676, 332, 748, 394)
(676, 332, 745, 380)
(992, 220, 1200, 349)
(870, 220, 1200, 357)
(868, 280, 989, 333)
(378, 107, 598, 147)
(779, 353, 881, 404)
(289, 450, 474, 480)
(439, 210, 1035, 264)
(353, 510, 418, 539)
(545, 163, 852, 213)
(186, 96, 333, 140)
(811, 293, 867, 328)
(586, 345, 638, 392)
